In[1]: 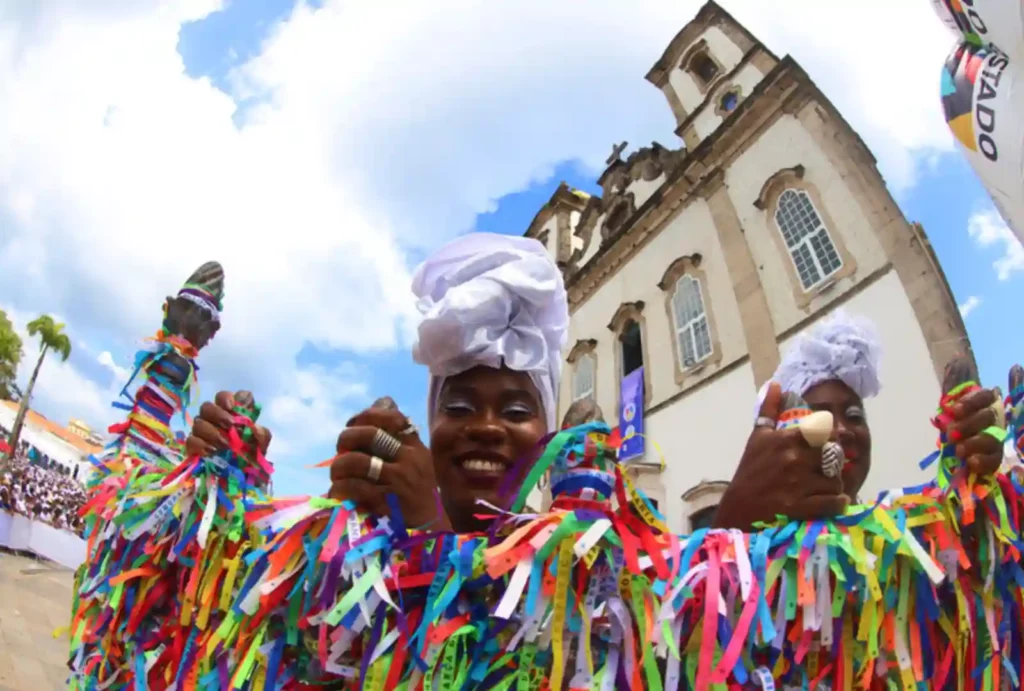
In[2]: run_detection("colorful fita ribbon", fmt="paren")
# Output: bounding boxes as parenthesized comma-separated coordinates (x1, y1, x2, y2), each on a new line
(71, 360, 1024, 690)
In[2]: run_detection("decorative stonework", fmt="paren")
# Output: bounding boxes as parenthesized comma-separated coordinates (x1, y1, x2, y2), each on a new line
(679, 38, 726, 96)
(567, 195, 603, 270)
(681, 479, 730, 532)
(524, 182, 588, 271)
(753, 164, 804, 210)
(713, 84, 744, 118)
(754, 164, 858, 310)
(658, 254, 724, 387)
(598, 143, 684, 198)
(566, 338, 598, 364)
(599, 192, 636, 249)
(565, 338, 599, 411)
(570, 143, 685, 258)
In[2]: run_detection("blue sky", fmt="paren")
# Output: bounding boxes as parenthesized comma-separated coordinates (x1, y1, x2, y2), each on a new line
(2, 0, 1021, 497)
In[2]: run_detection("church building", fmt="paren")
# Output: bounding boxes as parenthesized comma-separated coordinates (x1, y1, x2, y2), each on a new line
(524, 1, 971, 532)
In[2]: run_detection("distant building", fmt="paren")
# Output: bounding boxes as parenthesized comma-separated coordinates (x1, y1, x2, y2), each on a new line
(0, 401, 102, 482)
(526, 1, 970, 532)
(68, 418, 105, 447)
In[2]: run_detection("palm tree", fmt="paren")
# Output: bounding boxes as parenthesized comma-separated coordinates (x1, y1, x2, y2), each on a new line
(0, 309, 23, 401)
(7, 315, 72, 456)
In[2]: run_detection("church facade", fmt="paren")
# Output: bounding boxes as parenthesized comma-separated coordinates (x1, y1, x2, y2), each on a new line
(525, 1, 971, 532)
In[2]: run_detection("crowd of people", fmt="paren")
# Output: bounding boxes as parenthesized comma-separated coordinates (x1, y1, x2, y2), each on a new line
(0, 423, 87, 537)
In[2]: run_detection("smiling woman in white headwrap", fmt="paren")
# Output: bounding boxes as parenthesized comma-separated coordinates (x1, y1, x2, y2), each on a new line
(714, 311, 1004, 531)
(186, 233, 567, 533)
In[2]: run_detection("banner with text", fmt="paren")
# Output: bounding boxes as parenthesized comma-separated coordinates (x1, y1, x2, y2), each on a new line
(618, 367, 645, 462)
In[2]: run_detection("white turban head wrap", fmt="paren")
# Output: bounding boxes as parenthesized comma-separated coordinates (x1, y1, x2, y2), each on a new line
(754, 310, 882, 418)
(411, 232, 569, 431)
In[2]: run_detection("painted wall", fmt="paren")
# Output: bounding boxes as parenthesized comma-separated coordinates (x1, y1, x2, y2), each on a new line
(726, 114, 889, 336)
(642, 360, 757, 533)
(691, 62, 767, 141)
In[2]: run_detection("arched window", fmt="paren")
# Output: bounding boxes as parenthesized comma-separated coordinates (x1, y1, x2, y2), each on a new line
(682, 480, 729, 533)
(620, 319, 644, 376)
(774, 189, 843, 290)
(671, 275, 712, 368)
(572, 352, 595, 402)
(691, 51, 719, 86)
(688, 505, 717, 531)
(719, 90, 739, 113)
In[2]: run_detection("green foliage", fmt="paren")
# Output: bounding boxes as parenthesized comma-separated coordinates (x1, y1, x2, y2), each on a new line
(27, 314, 72, 361)
(0, 310, 23, 400)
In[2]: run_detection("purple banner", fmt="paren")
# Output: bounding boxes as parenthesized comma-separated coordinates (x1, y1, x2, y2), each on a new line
(618, 367, 645, 462)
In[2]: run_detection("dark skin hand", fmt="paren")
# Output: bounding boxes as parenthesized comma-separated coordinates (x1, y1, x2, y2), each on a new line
(713, 382, 848, 531)
(945, 387, 1004, 475)
(714, 380, 1005, 532)
(329, 406, 452, 531)
(184, 390, 272, 459)
(185, 368, 548, 534)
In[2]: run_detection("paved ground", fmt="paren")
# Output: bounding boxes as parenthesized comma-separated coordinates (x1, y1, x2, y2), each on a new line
(0, 551, 74, 690)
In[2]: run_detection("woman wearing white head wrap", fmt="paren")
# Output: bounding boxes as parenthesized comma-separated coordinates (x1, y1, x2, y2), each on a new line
(715, 311, 1003, 531)
(411, 232, 568, 433)
(185, 233, 567, 533)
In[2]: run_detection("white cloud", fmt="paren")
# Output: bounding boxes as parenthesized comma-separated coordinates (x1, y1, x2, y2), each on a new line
(968, 209, 1024, 281)
(263, 363, 369, 458)
(958, 295, 981, 318)
(0, 0, 964, 475)
(97, 350, 130, 383)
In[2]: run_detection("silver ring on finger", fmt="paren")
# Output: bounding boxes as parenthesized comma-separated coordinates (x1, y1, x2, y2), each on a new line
(366, 455, 384, 483)
(370, 428, 403, 461)
(754, 416, 776, 430)
(821, 441, 844, 478)
(399, 419, 418, 437)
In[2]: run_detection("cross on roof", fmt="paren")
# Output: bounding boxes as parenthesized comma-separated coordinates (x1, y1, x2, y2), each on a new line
(606, 140, 628, 165)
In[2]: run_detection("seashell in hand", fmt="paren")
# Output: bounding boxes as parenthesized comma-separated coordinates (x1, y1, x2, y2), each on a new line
(799, 411, 834, 447)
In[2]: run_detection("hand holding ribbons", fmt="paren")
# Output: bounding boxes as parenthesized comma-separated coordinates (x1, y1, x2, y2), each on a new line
(329, 399, 452, 531)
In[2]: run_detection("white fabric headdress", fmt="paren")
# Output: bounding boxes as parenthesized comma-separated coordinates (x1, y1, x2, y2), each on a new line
(754, 310, 882, 417)
(411, 232, 569, 431)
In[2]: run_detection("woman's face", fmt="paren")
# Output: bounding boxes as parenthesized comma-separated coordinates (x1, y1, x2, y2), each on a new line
(430, 366, 548, 531)
(803, 379, 872, 500)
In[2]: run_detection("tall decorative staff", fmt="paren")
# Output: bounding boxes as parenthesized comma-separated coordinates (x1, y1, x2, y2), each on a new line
(70, 261, 224, 688)
(96, 261, 224, 474)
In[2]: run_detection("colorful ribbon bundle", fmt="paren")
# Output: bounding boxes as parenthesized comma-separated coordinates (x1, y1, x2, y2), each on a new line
(90, 331, 199, 481)
(72, 361, 1024, 690)
(1007, 365, 1024, 463)
(70, 339, 273, 690)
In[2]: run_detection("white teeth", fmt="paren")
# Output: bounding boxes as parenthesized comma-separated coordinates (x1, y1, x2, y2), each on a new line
(461, 459, 505, 473)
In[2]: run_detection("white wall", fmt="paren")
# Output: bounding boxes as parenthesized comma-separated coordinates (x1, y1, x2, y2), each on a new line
(725, 115, 889, 335)
(644, 361, 757, 533)
(692, 62, 768, 140)
(776, 270, 940, 500)
(627, 174, 664, 208)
